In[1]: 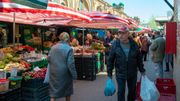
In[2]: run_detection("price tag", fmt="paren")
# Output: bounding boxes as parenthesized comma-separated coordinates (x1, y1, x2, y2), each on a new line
(34, 66, 41, 72)
(11, 67, 17, 77)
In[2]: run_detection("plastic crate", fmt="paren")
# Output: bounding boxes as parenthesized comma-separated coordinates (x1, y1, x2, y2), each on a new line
(158, 94, 176, 101)
(22, 85, 49, 101)
(156, 78, 175, 86)
(22, 96, 50, 101)
(156, 78, 176, 95)
(156, 84, 176, 95)
(22, 78, 45, 88)
(0, 88, 21, 101)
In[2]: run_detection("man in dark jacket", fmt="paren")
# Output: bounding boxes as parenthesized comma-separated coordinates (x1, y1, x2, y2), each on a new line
(107, 26, 145, 101)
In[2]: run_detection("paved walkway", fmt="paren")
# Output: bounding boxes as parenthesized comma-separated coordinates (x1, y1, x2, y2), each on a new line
(56, 59, 173, 101)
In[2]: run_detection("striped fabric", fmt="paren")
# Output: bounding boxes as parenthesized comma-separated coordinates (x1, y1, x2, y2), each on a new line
(68, 11, 130, 29)
(89, 12, 129, 25)
(0, 0, 92, 25)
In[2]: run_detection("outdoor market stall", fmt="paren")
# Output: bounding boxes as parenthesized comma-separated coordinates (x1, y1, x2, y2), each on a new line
(0, 1, 93, 101)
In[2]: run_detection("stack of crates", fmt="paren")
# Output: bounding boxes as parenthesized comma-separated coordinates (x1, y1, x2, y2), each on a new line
(0, 88, 21, 101)
(82, 55, 96, 81)
(75, 56, 83, 80)
(156, 78, 176, 101)
(21, 79, 49, 101)
(75, 55, 96, 81)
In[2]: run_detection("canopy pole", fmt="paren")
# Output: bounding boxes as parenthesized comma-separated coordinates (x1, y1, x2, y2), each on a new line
(82, 21, 85, 54)
(13, 12, 16, 46)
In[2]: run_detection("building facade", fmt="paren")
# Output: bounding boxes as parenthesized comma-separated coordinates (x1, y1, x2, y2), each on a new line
(49, 0, 128, 19)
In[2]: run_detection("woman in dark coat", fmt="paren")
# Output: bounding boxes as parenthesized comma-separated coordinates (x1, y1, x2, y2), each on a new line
(48, 32, 77, 101)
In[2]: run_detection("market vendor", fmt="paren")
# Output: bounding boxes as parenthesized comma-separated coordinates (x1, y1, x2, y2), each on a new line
(85, 34, 93, 46)
(70, 38, 79, 47)
(69, 32, 79, 47)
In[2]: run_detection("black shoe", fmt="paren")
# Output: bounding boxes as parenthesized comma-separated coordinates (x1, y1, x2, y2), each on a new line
(165, 70, 170, 72)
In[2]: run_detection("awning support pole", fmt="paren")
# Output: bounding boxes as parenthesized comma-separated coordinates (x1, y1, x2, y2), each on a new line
(13, 12, 16, 46)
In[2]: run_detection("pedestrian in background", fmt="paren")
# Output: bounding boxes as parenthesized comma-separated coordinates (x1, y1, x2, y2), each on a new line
(104, 31, 113, 64)
(107, 26, 145, 101)
(132, 32, 142, 49)
(48, 32, 77, 101)
(140, 33, 151, 61)
(165, 53, 174, 72)
(150, 31, 165, 78)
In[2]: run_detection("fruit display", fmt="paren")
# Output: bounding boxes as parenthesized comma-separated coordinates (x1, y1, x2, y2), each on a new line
(0, 47, 13, 53)
(15, 45, 35, 52)
(4, 63, 27, 72)
(19, 60, 31, 69)
(0, 61, 5, 69)
(0, 53, 21, 69)
(26, 37, 42, 45)
(91, 42, 106, 51)
(0, 79, 9, 92)
(23, 68, 47, 79)
(43, 41, 53, 48)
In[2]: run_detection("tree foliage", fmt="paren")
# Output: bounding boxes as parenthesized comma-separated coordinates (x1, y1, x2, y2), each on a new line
(148, 16, 158, 29)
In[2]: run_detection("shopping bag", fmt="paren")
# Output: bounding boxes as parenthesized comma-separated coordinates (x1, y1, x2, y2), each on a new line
(43, 64, 49, 83)
(140, 75, 160, 101)
(104, 77, 116, 96)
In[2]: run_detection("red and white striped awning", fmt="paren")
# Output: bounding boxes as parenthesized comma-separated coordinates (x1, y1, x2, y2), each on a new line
(89, 12, 129, 25)
(68, 12, 129, 29)
(126, 18, 139, 29)
(140, 26, 152, 32)
(0, 0, 92, 25)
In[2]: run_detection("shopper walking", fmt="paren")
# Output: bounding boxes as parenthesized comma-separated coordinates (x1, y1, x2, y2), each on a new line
(150, 31, 165, 78)
(107, 26, 145, 101)
(48, 32, 77, 101)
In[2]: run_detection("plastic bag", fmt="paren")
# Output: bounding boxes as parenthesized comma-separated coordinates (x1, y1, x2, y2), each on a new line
(43, 64, 49, 83)
(104, 77, 116, 96)
(140, 75, 160, 101)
